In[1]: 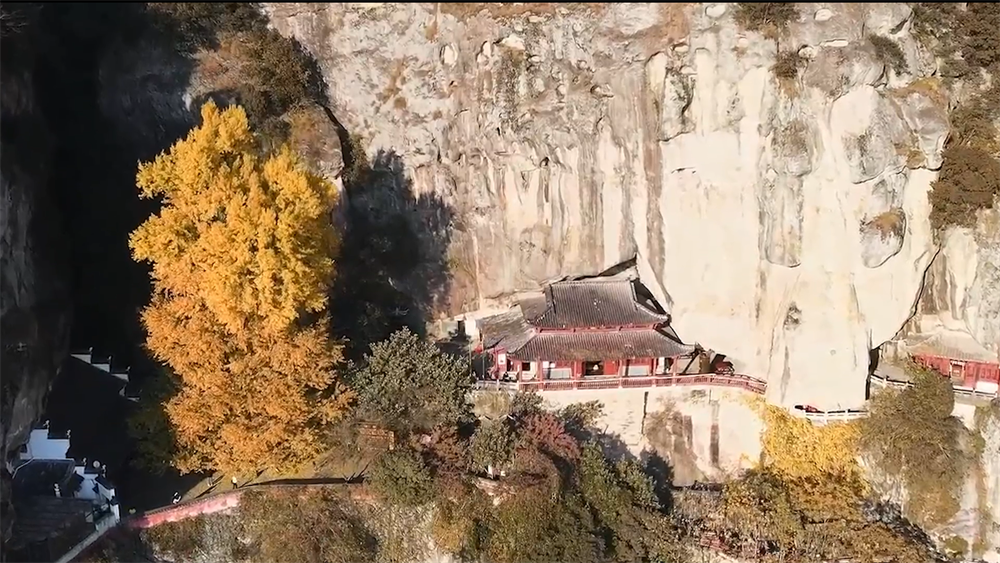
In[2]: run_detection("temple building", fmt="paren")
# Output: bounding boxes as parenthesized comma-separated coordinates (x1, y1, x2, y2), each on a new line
(478, 275, 716, 388)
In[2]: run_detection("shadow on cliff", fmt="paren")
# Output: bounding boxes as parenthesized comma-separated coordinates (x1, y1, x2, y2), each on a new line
(32, 2, 200, 365)
(328, 144, 456, 359)
(25, 2, 211, 516)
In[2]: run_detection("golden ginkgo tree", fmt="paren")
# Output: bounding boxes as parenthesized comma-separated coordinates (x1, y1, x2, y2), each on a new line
(130, 101, 351, 475)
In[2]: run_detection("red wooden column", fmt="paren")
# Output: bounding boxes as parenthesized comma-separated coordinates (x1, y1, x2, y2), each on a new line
(572, 361, 581, 389)
(537, 360, 545, 391)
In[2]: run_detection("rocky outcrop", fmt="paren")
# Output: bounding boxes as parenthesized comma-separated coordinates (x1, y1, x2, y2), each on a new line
(0, 8, 73, 546)
(257, 3, 957, 411)
(0, 13, 71, 460)
(912, 213, 1000, 361)
(860, 209, 906, 268)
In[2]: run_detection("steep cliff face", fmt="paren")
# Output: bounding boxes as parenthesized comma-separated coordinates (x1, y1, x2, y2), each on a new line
(1, 6, 73, 545)
(261, 2, 960, 410)
(0, 9, 71, 459)
(912, 212, 1000, 361)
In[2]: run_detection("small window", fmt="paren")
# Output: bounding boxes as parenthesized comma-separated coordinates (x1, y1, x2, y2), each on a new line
(583, 361, 604, 376)
(521, 361, 532, 372)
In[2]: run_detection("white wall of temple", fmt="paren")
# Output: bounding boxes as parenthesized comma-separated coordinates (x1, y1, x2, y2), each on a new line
(22, 429, 70, 460)
(537, 386, 763, 485)
(20, 431, 120, 523)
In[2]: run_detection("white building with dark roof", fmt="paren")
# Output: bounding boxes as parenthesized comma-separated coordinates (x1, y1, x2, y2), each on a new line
(7, 426, 120, 562)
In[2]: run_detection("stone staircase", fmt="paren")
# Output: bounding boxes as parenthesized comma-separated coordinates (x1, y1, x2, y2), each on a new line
(69, 347, 140, 402)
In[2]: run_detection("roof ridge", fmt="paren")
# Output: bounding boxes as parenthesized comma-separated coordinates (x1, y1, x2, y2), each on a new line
(555, 277, 632, 285)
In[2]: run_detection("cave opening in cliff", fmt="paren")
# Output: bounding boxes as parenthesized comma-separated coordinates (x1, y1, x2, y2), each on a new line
(866, 346, 881, 400)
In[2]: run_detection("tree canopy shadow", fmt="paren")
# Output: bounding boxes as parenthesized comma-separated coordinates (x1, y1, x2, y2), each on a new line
(22, 1, 327, 516)
(639, 449, 676, 511)
(329, 148, 455, 360)
(593, 431, 635, 463)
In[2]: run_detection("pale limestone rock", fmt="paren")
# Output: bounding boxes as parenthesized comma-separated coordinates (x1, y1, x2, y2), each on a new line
(891, 88, 950, 170)
(759, 175, 804, 267)
(865, 172, 906, 218)
(604, 3, 662, 36)
(915, 220, 1000, 358)
(865, 3, 912, 35)
(803, 42, 885, 97)
(440, 44, 457, 67)
(658, 72, 694, 141)
(539, 387, 763, 483)
(860, 209, 906, 268)
(821, 39, 850, 48)
(260, 2, 953, 415)
(833, 87, 908, 184)
(705, 4, 726, 18)
(814, 8, 833, 22)
(591, 84, 614, 98)
(499, 34, 525, 51)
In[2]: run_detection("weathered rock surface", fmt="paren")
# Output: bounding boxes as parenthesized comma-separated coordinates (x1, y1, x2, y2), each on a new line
(913, 214, 1000, 360)
(1, 16, 72, 544)
(860, 209, 906, 268)
(0, 22, 71, 460)
(257, 2, 961, 411)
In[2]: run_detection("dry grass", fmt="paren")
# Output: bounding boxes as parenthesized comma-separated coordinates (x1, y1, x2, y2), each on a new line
(192, 32, 250, 96)
(866, 209, 906, 239)
(894, 134, 926, 168)
(890, 77, 948, 107)
(772, 51, 805, 97)
(868, 34, 908, 75)
(733, 3, 797, 39)
(285, 105, 337, 170)
(772, 51, 804, 79)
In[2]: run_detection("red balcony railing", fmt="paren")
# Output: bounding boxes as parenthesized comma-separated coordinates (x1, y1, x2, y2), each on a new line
(472, 373, 767, 395)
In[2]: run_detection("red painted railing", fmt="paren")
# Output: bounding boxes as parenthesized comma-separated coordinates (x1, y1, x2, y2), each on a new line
(126, 483, 372, 530)
(473, 373, 767, 395)
(128, 491, 243, 529)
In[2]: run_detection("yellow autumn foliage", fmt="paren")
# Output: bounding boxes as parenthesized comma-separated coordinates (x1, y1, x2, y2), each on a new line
(760, 404, 862, 481)
(130, 101, 350, 475)
(130, 101, 339, 336)
(718, 403, 933, 562)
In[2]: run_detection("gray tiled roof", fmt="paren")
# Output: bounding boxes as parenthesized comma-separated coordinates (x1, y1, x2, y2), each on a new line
(479, 277, 690, 361)
(479, 310, 529, 350)
(512, 329, 693, 361)
(10, 496, 94, 544)
(527, 278, 670, 329)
